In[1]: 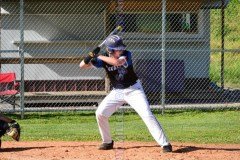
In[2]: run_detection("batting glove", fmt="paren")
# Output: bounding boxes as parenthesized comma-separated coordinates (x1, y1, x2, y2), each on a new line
(84, 47, 100, 64)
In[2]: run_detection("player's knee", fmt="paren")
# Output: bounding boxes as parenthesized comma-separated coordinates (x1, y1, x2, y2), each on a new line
(95, 108, 101, 117)
(96, 113, 109, 123)
(139, 110, 154, 118)
(95, 110, 108, 120)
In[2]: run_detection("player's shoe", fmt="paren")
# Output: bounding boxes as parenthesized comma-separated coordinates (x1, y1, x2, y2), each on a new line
(162, 144, 172, 153)
(98, 140, 114, 150)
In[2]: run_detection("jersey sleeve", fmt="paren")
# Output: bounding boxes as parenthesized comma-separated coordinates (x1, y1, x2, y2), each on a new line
(125, 51, 133, 66)
(91, 57, 103, 68)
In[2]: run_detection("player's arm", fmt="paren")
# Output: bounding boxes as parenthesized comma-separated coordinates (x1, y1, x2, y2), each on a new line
(97, 55, 126, 66)
(79, 60, 93, 69)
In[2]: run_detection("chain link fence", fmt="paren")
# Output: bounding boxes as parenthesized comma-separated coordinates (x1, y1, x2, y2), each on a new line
(1, 0, 240, 115)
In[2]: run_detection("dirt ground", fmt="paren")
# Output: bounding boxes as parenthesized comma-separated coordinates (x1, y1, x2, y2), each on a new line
(0, 141, 240, 160)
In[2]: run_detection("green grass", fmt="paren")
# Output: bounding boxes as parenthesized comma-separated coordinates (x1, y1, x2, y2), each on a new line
(210, 0, 240, 49)
(1, 1, 240, 145)
(210, 0, 240, 88)
(210, 53, 240, 88)
(2, 110, 240, 144)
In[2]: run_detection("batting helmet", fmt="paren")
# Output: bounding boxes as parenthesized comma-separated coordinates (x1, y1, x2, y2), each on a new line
(105, 35, 126, 51)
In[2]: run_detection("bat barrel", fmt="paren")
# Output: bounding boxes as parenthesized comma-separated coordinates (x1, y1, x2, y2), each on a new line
(98, 25, 123, 48)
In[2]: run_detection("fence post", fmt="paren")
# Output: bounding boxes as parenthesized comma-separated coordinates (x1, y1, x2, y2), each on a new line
(20, 0, 25, 119)
(161, 0, 166, 114)
(221, 0, 225, 89)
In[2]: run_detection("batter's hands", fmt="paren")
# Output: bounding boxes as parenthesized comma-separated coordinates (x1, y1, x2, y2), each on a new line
(84, 47, 101, 64)
(89, 47, 100, 58)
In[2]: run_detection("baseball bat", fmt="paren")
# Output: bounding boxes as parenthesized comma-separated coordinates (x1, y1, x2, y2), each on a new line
(98, 25, 123, 48)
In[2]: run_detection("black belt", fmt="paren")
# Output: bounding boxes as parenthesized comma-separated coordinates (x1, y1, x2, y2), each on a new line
(127, 80, 138, 88)
(113, 80, 138, 89)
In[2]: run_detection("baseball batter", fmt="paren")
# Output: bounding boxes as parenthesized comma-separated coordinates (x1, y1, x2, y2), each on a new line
(79, 35, 172, 152)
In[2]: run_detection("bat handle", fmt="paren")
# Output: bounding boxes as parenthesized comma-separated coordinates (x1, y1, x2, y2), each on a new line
(98, 40, 106, 48)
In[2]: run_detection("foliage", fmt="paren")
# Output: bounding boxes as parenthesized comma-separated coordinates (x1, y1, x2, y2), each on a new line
(210, 0, 240, 88)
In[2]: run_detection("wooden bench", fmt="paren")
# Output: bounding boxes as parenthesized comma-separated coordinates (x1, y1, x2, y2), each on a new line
(23, 91, 108, 108)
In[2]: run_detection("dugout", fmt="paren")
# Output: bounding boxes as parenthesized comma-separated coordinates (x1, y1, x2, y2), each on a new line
(0, 0, 229, 96)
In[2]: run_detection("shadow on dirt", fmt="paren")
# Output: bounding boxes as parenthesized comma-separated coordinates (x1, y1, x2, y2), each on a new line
(0, 146, 53, 152)
(116, 145, 159, 150)
(174, 145, 240, 153)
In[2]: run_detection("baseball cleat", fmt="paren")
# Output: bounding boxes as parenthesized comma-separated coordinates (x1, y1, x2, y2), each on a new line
(98, 140, 114, 150)
(162, 144, 172, 153)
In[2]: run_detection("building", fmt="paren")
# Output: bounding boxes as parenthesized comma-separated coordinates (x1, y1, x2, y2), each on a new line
(1, 0, 229, 94)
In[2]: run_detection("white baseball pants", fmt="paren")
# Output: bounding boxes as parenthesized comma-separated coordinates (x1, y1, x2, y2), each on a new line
(95, 80, 170, 147)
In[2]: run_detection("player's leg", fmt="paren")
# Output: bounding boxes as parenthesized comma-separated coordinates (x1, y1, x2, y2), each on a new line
(96, 89, 125, 146)
(0, 120, 5, 149)
(124, 81, 171, 148)
(0, 113, 13, 123)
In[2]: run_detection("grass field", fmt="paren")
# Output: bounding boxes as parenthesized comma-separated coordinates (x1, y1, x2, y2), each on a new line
(1, 1, 240, 149)
(210, 0, 240, 88)
(210, 0, 240, 49)
(210, 53, 240, 88)
(3, 109, 240, 144)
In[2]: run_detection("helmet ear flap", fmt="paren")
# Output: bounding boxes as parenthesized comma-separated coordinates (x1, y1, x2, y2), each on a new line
(109, 49, 114, 53)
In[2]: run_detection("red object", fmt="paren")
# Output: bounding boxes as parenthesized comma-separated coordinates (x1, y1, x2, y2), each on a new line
(0, 72, 17, 82)
(0, 72, 20, 109)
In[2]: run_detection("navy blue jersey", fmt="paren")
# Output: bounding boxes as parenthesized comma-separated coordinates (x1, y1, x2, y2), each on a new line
(91, 50, 138, 89)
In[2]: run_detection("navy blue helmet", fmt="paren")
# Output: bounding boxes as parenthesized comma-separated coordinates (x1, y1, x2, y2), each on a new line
(105, 35, 126, 51)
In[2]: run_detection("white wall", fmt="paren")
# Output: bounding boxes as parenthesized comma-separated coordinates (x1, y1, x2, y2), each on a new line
(1, 1, 211, 80)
